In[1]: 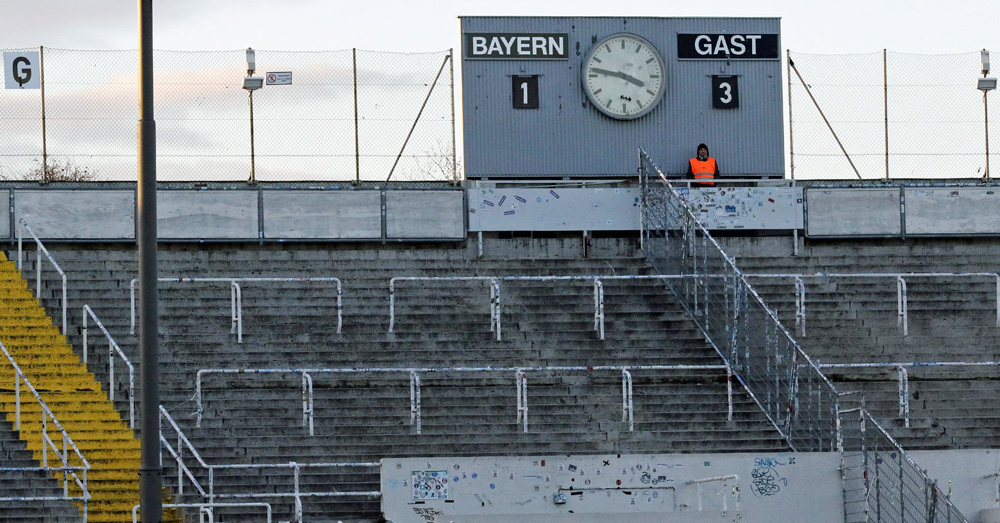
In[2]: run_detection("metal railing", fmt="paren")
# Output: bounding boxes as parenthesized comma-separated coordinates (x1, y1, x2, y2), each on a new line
(388, 274, 700, 340)
(193, 364, 732, 435)
(840, 407, 966, 522)
(82, 305, 135, 429)
(131, 277, 343, 341)
(746, 272, 1000, 338)
(16, 219, 67, 335)
(639, 148, 968, 522)
(159, 406, 378, 523)
(0, 340, 90, 520)
(819, 360, 1000, 429)
(132, 502, 273, 523)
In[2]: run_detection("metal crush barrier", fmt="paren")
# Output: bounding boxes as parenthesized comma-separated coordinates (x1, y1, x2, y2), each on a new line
(638, 148, 968, 522)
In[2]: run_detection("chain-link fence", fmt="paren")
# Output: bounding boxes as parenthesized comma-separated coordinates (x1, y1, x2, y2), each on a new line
(841, 407, 966, 523)
(639, 148, 969, 521)
(789, 49, 994, 180)
(0, 47, 455, 183)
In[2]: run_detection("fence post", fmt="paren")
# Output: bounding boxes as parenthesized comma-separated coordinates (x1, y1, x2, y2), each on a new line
(40, 45, 48, 184)
(352, 48, 360, 186)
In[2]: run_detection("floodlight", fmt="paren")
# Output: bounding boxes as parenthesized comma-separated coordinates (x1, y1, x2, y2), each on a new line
(978, 77, 997, 92)
(243, 76, 263, 90)
(246, 47, 256, 76)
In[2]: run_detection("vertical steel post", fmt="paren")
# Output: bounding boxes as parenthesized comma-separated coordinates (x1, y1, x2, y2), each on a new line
(985, 89, 991, 180)
(449, 48, 457, 184)
(40, 46, 47, 183)
(787, 50, 794, 181)
(138, 1, 162, 521)
(353, 48, 360, 185)
(884, 49, 889, 180)
(248, 90, 256, 184)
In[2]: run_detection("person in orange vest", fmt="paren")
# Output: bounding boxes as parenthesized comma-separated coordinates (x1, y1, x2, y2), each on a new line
(687, 143, 719, 186)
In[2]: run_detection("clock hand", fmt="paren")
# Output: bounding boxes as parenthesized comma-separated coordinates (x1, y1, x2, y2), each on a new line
(590, 67, 645, 87)
(620, 73, 645, 88)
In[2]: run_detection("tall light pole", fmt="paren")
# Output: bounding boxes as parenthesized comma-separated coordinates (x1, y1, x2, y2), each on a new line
(978, 49, 996, 181)
(243, 48, 263, 184)
(137, 1, 161, 521)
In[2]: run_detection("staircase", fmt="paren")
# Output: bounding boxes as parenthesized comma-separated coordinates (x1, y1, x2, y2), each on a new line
(18, 240, 791, 522)
(721, 236, 1000, 449)
(0, 253, 179, 522)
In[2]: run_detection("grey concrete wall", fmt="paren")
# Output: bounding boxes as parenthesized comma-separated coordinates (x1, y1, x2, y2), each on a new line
(158, 191, 258, 240)
(805, 188, 901, 237)
(387, 191, 465, 239)
(14, 190, 135, 239)
(263, 191, 381, 239)
(383, 452, 843, 523)
(905, 187, 1000, 235)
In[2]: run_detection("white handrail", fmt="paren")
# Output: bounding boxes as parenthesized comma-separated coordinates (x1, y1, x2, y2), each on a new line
(897, 366, 909, 428)
(82, 305, 135, 428)
(194, 364, 732, 434)
(131, 277, 343, 341)
(747, 271, 1000, 337)
(133, 502, 273, 523)
(410, 371, 422, 434)
(621, 368, 633, 431)
(160, 405, 379, 523)
(16, 219, 67, 335)
(388, 274, 697, 338)
(0, 340, 90, 519)
(516, 369, 528, 433)
(687, 474, 740, 514)
(897, 276, 908, 335)
(794, 276, 806, 338)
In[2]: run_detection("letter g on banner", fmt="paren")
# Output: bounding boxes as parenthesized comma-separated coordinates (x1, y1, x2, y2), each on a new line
(4, 51, 41, 89)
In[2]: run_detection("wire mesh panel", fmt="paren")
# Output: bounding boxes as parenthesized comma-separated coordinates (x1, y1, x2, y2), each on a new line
(639, 148, 968, 521)
(0, 47, 454, 183)
(840, 408, 966, 523)
(789, 50, 992, 180)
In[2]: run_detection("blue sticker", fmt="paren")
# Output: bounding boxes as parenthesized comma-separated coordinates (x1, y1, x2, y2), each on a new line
(454, 477, 460, 482)
(472, 473, 478, 479)
(725, 205, 736, 213)
(504, 211, 515, 216)
(550, 190, 560, 199)
(515, 196, 527, 203)
(499, 195, 507, 206)
(490, 484, 496, 489)
(483, 200, 494, 207)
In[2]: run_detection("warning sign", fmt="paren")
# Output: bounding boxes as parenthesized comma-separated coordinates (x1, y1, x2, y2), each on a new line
(265, 72, 292, 85)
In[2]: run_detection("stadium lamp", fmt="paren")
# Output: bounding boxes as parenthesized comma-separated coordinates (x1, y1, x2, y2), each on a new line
(242, 47, 261, 184)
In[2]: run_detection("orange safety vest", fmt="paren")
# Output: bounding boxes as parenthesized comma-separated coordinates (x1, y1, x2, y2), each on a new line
(689, 157, 716, 186)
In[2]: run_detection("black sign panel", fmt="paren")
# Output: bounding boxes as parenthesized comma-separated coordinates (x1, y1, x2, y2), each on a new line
(677, 34, 779, 59)
(712, 76, 739, 109)
(512, 75, 539, 109)
(465, 33, 569, 60)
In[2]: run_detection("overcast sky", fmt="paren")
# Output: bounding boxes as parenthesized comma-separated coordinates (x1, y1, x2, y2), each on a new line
(1, 0, 999, 54)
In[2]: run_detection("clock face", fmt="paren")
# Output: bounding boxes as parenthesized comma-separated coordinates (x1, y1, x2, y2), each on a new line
(582, 33, 665, 120)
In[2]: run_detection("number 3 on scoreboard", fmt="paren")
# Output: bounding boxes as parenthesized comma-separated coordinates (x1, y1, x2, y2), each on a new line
(513, 75, 539, 109)
(712, 75, 739, 109)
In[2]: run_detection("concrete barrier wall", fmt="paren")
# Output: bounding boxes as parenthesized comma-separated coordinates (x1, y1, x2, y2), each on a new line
(387, 191, 465, 239)
(14, 190, 135, 239)
(905, 187, 1000, 235)
(263, 191, 382, 239)
(8, 188, 465, 241)
(805, 188, 901, 237)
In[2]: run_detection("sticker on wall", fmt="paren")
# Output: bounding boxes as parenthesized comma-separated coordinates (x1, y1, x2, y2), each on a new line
(412, 470, 449, 500)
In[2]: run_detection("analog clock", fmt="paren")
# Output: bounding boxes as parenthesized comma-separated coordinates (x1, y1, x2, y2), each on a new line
(582, 33, 665, 120)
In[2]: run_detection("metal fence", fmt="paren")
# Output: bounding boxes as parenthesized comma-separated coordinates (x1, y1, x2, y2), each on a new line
(0, 47, 455, 183)
(789, 49, 995, 180)
(638, 148, 968, 522)
(840, 407, 966, 522)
